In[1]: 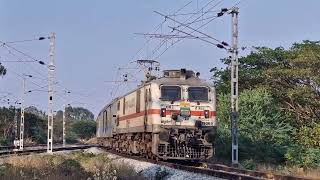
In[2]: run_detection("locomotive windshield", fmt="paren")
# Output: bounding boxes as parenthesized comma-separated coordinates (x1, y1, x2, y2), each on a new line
(188, 87, 208, 101)
(161, 86, 181, 101)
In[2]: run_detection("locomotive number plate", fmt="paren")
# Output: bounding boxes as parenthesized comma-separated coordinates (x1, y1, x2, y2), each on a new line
(201, 121, 214, 126)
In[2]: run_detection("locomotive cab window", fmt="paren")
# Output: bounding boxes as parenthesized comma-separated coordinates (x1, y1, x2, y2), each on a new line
(160, 86, 181, 101)
(188, 87, 208, 101)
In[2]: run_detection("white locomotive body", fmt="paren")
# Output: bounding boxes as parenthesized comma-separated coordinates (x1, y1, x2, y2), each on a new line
(97, 69, 216, 160)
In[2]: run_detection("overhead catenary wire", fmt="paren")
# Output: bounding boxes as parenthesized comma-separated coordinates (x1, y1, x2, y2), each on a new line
(1, 38, 87, 100)
(131, 0, 194, 61)
(151, 0, 224, 60)
(3, 36, 47, 44)
(152, 0, 243, 60)
(1, 44, 47, 79)
(0, 40, 46, 65)
(148, 0, 223, 60)
(165, 9, 220, 17)
(168, 26, 227, 49)
(5, 66, 46, 89)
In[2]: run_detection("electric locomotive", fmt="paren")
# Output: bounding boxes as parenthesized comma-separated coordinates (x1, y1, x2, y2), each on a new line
(96, 68, 216, 160)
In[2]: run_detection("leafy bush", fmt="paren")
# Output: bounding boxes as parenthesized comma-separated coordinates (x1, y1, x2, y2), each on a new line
(56, 159, 88, 178)
(0, 137, 10, 146)
(72, 120, 96, 139)
(66, 131, 78, 144)
(215, 88, 293, 164)
(285, 146, 320, 168)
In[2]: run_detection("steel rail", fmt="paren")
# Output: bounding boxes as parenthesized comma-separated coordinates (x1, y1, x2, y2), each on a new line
(99, 147, 315, 180)
(0, 144, 96, 157)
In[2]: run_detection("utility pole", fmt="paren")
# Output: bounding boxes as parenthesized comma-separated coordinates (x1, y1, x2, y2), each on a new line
(13, 105, 19, 151)
(230, 7, 239, 166)
(19, 77, 26, 150)
(47, 32, 55, 153)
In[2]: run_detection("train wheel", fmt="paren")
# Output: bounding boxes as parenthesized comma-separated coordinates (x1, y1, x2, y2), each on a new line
(152, 155, 159, 162)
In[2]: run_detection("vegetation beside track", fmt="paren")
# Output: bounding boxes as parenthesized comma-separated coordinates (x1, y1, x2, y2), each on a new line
(0, 151, 144, 180)
(0, 106, 96, 146)
(211, 41, 320, 178)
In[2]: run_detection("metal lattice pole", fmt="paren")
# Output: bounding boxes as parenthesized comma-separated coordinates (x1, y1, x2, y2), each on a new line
(230, 7, 239, 166)
(19, 77, 25, 150)
(47, 32, 55, 153)
(13, 106, 18, 150)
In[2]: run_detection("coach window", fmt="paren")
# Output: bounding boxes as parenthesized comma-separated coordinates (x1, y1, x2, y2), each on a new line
(160, 86, 181, 101)
(188, 87, 209, 101)
(117, 101, 120, 111)
(136, 89, 141, 113)
(123, 97, 126, 115)
(103, 110, 105, 133)
(104, 110, 108, 130)
(148, 89, 152, 102)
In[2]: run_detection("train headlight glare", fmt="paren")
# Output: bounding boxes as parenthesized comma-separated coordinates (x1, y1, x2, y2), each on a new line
(204, 110, 209, 118)
(160, 108, 166, 117)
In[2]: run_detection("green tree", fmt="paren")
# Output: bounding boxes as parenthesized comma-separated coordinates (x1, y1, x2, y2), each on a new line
(0, 106, 15, 145)
(212, 41, 320, 149)
(71, 120, 96, 140)
(215, 88, 292, 164)
(24, 112, 47, 144)
(66, 106, 94, 121)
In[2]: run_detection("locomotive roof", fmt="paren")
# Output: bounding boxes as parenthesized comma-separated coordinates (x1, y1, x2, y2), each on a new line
(97, 69, 214, 116)
(149, 76, 211, 86)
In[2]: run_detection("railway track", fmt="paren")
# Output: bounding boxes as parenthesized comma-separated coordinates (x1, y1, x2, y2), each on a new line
(100, 147, 314, 180)
(0, 144, 96, 157)
(0, 145, 314, 179)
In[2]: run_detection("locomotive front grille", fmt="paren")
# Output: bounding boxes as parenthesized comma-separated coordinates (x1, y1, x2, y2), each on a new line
(158, 144, 212, 160)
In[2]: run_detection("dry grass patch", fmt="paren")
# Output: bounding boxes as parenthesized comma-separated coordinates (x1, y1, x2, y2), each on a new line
(0, 151, 144, 180)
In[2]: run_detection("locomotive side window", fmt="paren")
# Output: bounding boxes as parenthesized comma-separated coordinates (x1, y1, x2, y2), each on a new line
(161, 86, 181, 101)
(188, 87, 209, 101)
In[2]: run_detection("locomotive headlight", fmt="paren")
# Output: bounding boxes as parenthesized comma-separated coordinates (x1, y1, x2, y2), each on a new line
(204, 110, 209, 118)
(160, 108, 166, 117)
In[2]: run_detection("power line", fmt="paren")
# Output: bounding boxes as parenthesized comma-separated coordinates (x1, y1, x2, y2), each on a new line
(166, 9, 220, 17)
(155, 11, 226, 45)
(168, 26, 225, 48)
(1, 45, 47, 79)
(1, 39, 82, 101)
(151, 0, 224, 60)
(3, 36, 47, 44)
(5, 66, 46, 89)
(153, 0, 243, 60)
(149, 0, 223, 60)
(131, 0, 193, 61)
(0, 40, 46, 65)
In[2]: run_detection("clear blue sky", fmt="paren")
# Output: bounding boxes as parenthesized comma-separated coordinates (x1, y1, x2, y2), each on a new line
(0, 0, 319, 116)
